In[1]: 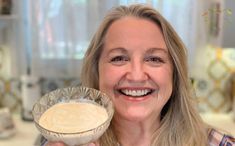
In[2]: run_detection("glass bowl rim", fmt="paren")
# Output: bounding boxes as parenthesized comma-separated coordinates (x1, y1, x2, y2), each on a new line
(32, 86, 114, 135)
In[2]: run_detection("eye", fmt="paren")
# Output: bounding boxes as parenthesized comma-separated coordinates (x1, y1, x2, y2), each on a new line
(110, 55, 129, 65)
(145, 56, 164, 65)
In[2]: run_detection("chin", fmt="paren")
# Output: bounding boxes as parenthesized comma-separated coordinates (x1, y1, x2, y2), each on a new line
(115, 106, 153, 122)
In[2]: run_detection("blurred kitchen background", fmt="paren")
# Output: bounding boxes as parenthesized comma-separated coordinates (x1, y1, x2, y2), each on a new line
(0, 0, 235, 145)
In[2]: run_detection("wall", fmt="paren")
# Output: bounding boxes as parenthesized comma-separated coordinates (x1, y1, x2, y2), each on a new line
(222, 0, 235, 48)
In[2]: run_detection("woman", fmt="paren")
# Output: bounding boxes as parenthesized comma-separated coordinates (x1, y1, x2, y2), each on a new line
(47, 4, 235, 146)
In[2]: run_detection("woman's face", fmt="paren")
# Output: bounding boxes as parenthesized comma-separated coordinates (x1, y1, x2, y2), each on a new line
(98, 17, 173, 122)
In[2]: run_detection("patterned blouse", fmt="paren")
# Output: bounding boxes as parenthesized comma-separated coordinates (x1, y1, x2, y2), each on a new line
(40, 129, 235, 146)
(209, 129, 235, 146)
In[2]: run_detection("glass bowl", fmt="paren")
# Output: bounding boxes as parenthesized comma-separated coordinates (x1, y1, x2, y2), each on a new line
(32, 86, 114, 146)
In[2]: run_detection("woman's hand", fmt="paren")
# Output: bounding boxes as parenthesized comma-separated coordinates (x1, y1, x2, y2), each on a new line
(46, 141, 97, 146)
(46, 141, 65, 146)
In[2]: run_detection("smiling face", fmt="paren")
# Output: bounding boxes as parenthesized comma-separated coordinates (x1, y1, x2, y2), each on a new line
(98, 17, 173, 123)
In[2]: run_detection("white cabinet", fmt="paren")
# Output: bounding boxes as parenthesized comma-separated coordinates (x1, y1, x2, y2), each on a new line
(0, 15, 17, 44)
(0, 0, 18, 77)
(0, 0, 15, 44)
(0, 15, 17, 77)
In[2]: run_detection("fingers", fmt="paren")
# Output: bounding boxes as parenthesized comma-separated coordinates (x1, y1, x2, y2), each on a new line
(46, 141, 66, 146)
(87, 143, 96, 146)
(46, 141, 97, 146)
(80, 143, 97, 146)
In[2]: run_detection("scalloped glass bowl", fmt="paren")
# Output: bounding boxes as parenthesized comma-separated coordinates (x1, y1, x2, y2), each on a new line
(32, 86, 114, 146)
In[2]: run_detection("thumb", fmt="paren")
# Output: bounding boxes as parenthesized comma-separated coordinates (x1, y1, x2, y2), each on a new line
(87, 143, 96, 146)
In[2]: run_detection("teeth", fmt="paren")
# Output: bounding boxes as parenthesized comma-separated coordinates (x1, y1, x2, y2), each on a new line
(121, 89, 151, 97)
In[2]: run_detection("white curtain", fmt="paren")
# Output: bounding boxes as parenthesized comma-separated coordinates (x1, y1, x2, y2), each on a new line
(12, 0, 211, 78)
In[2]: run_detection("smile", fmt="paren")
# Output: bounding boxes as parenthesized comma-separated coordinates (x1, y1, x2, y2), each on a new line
(119, 89, 154, 97)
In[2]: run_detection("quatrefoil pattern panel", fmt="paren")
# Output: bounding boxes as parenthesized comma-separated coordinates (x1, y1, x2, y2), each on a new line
(193, 46, 235, 113)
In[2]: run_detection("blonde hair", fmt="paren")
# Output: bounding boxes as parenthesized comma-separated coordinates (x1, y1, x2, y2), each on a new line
(81, 4, 209, 146)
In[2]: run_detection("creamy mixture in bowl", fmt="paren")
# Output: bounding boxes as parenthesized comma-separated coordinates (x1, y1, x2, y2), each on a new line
(39, 102, 108, 133)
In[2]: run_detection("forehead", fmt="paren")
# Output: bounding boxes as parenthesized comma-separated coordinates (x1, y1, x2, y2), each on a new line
(106, 16, 163, 37)
(103, 16, 167, 51)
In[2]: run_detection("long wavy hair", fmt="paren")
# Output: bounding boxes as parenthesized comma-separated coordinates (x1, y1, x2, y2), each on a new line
(80, 4, 209, 146)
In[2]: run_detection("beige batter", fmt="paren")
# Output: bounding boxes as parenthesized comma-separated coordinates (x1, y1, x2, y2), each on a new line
(39, 102, 108, 133)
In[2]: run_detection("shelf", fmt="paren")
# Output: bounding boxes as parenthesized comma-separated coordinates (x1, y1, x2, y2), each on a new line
(0, 14, 17, 20)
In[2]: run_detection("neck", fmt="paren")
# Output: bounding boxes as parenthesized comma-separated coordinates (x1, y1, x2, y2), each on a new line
(113, 115, 160, 146)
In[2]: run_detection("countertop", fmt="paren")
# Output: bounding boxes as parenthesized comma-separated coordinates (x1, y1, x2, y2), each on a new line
(0, 114, 39, 146)
(0, 113, 234, 146)
(201, 112, 235, 136)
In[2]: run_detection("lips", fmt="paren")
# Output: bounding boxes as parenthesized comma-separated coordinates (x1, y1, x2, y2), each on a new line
(118, 88, 154, 97)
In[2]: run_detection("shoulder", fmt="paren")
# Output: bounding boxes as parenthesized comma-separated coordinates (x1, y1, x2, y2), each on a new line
(208, 129, 235, 146)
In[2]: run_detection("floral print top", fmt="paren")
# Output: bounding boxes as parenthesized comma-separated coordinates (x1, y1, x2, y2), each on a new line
(209, 129, 235, 146)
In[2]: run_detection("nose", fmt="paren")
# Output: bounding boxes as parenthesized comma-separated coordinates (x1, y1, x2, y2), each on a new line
(126, 60, 148, 82)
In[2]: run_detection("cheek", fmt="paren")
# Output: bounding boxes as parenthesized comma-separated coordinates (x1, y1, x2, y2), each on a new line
(159, 68, 173, 97)
(99, 65, 125, 103)
(98, 64, 121, 92)
(151, 67, 173, 95)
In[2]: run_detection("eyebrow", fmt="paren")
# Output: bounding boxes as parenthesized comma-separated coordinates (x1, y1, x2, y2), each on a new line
(146, 47, 168, 54)
(106, 47, 168, 56)
(106, 47, 128, 55)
